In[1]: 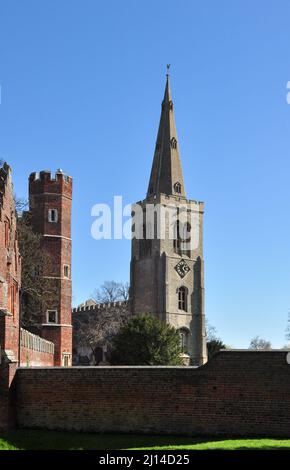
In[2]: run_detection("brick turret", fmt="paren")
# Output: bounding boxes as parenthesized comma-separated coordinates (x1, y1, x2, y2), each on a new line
(29, 170, 72, 366)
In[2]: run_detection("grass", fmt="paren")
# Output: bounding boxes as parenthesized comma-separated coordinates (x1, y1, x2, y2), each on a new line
(0, 431, 290, 450)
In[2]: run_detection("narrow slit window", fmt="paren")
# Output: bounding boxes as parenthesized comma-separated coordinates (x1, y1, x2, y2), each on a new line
(48, 209, 58, 223)
(64, 265, 70, 278)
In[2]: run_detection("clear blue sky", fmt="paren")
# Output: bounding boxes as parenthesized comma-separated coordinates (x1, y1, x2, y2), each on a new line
(1, 0, 290, 348)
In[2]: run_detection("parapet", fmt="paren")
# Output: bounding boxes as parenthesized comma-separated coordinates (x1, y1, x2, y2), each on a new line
(29, 169, 73, 198)
(29, 169, 72, 184)
(72, 300, 129, 314)
(138, 193, 204, 209)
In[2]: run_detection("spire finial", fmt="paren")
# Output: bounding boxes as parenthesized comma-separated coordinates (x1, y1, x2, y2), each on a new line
(166, 64, 170, 77)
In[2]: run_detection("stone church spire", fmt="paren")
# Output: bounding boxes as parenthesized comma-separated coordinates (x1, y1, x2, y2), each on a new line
(147, 70, 186, 198)
(131, 70, 207, 367)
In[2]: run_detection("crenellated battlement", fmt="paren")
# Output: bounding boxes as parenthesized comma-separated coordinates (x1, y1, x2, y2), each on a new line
(137, 194, 204, 210)
(29, 169, 72, 200)
(72, 301, 128, 314)
(29, 169, 72, 183)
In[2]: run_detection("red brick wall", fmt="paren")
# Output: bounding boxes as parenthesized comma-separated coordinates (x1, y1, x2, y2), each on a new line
(0, 163, 21, 430)
(0, 362, 17, 430)
(16, 351, 290, 437)
(20, 347, 54, 367)
(0, 163, 21, 360)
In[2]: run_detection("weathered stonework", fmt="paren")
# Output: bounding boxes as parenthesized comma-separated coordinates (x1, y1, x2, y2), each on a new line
(130, 75, 207, 366)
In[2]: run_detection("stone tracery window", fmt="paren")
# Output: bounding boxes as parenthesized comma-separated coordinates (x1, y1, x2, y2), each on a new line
(182, 222, 191, 242)
(171, 137, 177, 149)
(179, 327, 189, 353)
(178, 286, 188, 311)
(173, 219, 191, 257)
(174, 182, 181, 194)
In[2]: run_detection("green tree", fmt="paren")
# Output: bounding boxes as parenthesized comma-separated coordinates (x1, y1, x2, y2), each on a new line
(206, 320, 227, 359)
(207, 339, 227, 360)
(110, 314, 183, 365)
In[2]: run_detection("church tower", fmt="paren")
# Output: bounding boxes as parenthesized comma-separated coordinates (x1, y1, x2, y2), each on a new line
(29, 170, 72, 366)
(130, 72, 207, 366)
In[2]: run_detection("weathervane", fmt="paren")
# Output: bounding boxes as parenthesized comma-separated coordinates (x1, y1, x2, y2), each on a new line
(166, 64, 170, 76)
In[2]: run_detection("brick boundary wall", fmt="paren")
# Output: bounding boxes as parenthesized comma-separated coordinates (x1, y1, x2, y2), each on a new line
(0, 362, 17, 430)
(16, 351, 290, 436)
(20, 329, 54, 367)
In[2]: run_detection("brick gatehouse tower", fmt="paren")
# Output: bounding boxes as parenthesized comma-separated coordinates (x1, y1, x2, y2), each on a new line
(29, 170, 73, 366)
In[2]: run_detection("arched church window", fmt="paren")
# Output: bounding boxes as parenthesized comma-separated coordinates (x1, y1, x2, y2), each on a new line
(174, 182, 181, 194)
(178, 286, 188, 311)
(174, 220, 191, 256)
(182, 222, 191, 242)
(171, 137, 177, 149)
(179, 327, 189, 353)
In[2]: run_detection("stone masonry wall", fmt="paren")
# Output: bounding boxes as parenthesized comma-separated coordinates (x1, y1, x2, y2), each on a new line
(16, 351, 290, 437)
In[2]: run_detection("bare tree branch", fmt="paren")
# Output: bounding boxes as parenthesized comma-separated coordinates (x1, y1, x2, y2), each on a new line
(249, 336, 272, 350)
(73, 302, 130, 365)
(92, 281, 129, 303)
(17, 211, 59, 330)
(14, 195, 28, 214)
